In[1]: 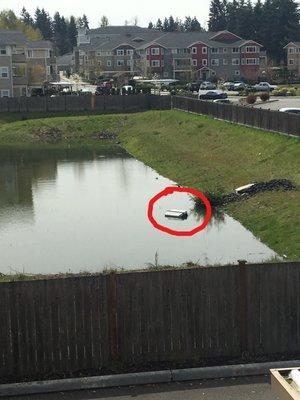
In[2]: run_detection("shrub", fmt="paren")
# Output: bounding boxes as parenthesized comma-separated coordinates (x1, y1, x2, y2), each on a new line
(260, 92, 270, 101)
(246, 94, 257, 104)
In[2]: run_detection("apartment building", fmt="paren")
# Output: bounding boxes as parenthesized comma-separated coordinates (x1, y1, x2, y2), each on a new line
(75, 27, 267, 82)
(284, 42, 300, 77)
(0, 30, 57, 97)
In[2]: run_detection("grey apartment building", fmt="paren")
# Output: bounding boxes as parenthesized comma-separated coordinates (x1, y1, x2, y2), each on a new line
(75, 26, 267, 82)
(0, 29, 57, 97)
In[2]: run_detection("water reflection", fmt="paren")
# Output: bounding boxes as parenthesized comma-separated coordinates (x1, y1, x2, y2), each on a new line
(0, 148, 277, 274)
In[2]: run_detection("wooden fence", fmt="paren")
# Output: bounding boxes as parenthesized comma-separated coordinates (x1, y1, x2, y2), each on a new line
(0, 262, 300, 383)
(172, 96, 300, 136)
(0, 94, 171, 114)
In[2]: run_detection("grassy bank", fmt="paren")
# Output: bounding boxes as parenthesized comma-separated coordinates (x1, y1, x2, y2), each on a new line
(0, 110, 299, 260)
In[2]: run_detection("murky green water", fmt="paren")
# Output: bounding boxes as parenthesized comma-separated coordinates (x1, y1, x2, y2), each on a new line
(0, 149, 276, 274)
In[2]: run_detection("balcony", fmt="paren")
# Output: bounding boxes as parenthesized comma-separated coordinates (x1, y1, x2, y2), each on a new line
(13, 76, 28, 85)
(12, 53, 26, 63)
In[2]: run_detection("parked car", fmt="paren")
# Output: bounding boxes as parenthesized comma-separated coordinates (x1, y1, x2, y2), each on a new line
(233, 81, 248, 91)
(31, 88, 44, 97)
(279, 107, 300, 114)
(213, 98, 231, 104)
(198, 90, 228, 100)
(223, 82, 235, 91)
(200, 81, 216, 90)
(252, 82, 277, 92)
(186, 82, 201, 92)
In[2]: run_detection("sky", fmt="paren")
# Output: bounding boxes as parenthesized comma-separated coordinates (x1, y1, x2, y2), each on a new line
(1, 0, 211, 29)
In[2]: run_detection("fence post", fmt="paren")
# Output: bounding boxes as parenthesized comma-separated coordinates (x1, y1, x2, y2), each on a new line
(91, 94, 95, 111)
(107, 272, 119, 362)
(238, 260, 248, 358)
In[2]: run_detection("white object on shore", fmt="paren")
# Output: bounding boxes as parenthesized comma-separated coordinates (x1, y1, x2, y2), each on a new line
(235, 183, 255, 195)
(290, 369, 300, 391)
(165, 209, 188, 219)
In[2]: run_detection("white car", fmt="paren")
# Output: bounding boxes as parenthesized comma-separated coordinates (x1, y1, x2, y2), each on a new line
(279, 107, 300, 114)
(253, 82, 277, 91)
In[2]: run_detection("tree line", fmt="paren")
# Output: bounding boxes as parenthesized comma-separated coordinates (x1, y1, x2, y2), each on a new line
(207, 0, 299, 62)
(148, 16, 202, 32)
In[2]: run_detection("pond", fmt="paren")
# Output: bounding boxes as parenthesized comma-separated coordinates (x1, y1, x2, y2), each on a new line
(0, 148, 277, 274)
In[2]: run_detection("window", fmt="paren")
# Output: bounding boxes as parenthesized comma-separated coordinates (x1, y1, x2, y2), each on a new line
(107, 60, 112, 67)
(211, 71, 216, 76)
(96, 51, 102, 56)
(289, 59, 295, 65)
(288, 48, 295, 54)
(211, 59, 219, 66)
(192, 59, 197, 66)
(0, 89, 10, 97)
(151, 59, 160, 67)
(0, 67, 9, 78)
(232, 47, 239, 53)
(146, 60, 150, 67)
(0, 48, 7, 55)
(235, 70, 240, 75)
(202, 47, 207, 54)
(126, 49, 134, 56)
(151, 47, 160, 55)
(117, 49, 124, 56)
(127, 59, 132, 66)
(223, 59, 228, 65)
(202, 59, 208, 66)
(117, 60, 124, 66)
(191, 47, 197, 54)
(46, 65, 51, 75)
(211, 48, 218, 53)
(246, 46, 257, 53)
(232, 58, 240, 65)
(171, 49, 178, 54)
(223, 48, 228, 53)
(146, 49, 150, 55)
(106, 51, 112, 56)
(246, 58, 259, 65)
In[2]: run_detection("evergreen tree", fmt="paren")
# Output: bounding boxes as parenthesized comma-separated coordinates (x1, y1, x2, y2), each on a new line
(235, 0, 254, 37)
(208, 0, 227, 31)
(226, 0, 239, 33)
(253, 0, 264, 41)
(168, 16, 175, 31)
(67, 16, 77, 50)
(191, 17, 202, 31)
(156, 18, 163, 30)
(163, 17, 169, 31)
(184, 16, 192, 31)
(148, 21, 154, 29)
(21, 7, 34, 26)
(81, 14, 89, 29)
(100, 15, 109, 27)
(53, 12, 69, 55)
(34, 8, 52, 40)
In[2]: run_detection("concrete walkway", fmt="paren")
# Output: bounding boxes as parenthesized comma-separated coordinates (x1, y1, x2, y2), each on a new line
(5, 376, 279, 400)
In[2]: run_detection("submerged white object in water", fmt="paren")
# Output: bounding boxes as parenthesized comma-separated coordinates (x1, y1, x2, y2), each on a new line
(235, 183, 255, 194)
(290, 369, 300, 391)
(165, 209, 188, 219)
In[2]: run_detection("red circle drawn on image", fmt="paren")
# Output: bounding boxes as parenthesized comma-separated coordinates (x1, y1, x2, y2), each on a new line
(147, 186, 212, 237)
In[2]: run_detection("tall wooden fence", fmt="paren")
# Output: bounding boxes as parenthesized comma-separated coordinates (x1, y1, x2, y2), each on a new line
(0, 94, 171, 114)
(172, 96, 300, 136)
(0, 262, 300, 383)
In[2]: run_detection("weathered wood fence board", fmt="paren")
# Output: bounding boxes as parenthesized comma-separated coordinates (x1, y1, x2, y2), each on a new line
(0, 262, 299, 383)
(0, 95, 171, 114)
(173, 96, 300, 136)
